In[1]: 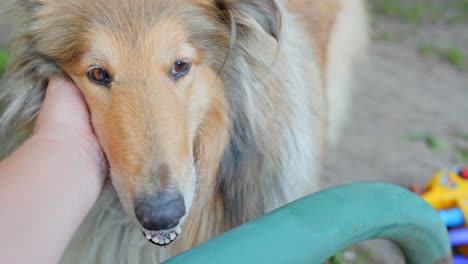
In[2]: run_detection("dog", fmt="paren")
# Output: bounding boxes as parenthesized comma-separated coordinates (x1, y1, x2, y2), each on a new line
(0, 0, 367, 262)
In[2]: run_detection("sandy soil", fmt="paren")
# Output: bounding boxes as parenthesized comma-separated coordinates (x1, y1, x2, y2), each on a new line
(323, 15, 468, 191)
(322, 1, 468, 262)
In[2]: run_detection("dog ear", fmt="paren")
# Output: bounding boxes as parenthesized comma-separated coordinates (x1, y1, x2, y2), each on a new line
(0, 40, 62, 156)
(17, 0, 48, 12)
(212, 0, 281, 41)
(19, 0, 41, 8)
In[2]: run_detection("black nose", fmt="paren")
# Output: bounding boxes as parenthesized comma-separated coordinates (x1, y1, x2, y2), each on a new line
(134, 192, 186, 231)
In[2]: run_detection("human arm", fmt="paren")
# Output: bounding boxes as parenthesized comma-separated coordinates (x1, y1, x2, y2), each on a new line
(0, 79, 106, 264)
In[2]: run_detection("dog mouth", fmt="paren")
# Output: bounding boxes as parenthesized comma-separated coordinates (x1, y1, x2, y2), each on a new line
(143, 226, 182, 246)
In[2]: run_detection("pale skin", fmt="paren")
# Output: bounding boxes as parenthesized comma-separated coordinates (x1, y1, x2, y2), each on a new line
(0, 79, 106, 264)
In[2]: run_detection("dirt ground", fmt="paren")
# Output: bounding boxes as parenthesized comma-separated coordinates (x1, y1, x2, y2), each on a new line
(1, 1, 467, 263)
(324, 1, 468, 189)
(323, 0, 468, 263)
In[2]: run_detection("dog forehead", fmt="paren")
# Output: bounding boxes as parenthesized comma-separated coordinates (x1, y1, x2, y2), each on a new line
(29, 0, 220, 76)
(78, 0, 193, 28)
(81, 2, 197, 50)
(80, 20, 197, 75)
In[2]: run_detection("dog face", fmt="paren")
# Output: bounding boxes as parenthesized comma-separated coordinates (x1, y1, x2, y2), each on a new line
(72, 20, 216, 244)
(17, 0, 279, 245)
(59, 1, 223, 245)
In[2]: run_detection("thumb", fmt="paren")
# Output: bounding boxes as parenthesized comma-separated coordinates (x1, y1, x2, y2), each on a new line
(35, 78, 92, 133)
(42, 78, 86, 113)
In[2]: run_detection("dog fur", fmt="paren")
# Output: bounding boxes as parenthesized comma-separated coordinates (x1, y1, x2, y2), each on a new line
(0, 0, 367, 262)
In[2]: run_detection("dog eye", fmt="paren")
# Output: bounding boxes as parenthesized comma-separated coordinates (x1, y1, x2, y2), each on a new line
(171, 60, 191, 79)
(87, 67, 112, 86)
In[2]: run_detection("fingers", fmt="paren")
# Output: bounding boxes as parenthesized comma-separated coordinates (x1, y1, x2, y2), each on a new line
(35, 78, 92, 135)
(46, 78, 75, 94)
(42, 78, 87, 113)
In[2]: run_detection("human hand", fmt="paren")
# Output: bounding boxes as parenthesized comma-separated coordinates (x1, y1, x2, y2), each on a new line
(34, 78, 107, 199)
(0, 79, 107, 264)
(35, 78, 99, 147)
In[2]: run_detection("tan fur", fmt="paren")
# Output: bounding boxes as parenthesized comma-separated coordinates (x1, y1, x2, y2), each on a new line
(180, 91, 230, 249)
(287, 0, 341, 80)
(68, 13, 212, 217)
(0, 0, 367, 262)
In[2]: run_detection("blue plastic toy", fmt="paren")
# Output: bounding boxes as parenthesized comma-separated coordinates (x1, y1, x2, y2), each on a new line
(439, 208, 466, 227)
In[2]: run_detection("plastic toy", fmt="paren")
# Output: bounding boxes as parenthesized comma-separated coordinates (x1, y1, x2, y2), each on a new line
(439, 207, 466, 227)
(409, 167, 468, 263)
(453, 255, 468, 264)
(162, 183, 450, 264)
(449, 227, 468, 246)
(410, 167, 468, 227)
(421, 167, 468, 211)
(448, 228, 468, 264)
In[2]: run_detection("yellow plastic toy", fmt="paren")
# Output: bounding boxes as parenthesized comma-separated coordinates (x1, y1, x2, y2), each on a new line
(421, 167, 468, 215)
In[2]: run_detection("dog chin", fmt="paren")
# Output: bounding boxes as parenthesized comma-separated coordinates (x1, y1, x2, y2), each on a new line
(143, 225, 182, 246)
(141, 213, 189, 246)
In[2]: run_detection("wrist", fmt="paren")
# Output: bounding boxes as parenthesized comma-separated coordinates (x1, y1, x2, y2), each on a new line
(0, 127, 107, 264)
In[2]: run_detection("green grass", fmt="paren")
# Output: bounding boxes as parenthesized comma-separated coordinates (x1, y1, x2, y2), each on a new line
(402, 5, 424, 24)
(456, 132, 468, 163)
(462, 0, 468, 18)
(330, 252, 346, 264)
(456, 148, 468, 163)
(328, 247, 374, 264)
(0, 49, 9, 75)
(374, 0, 423, 24)
(419, 43, 436, 58)
(377, 32, 403, 42)
(372, 0, 468, 24)
(444, 47, 466, 70)
(403, 131, 449, 153)
(416, 43, 467, 71)
(458, 132, 468, 142)
(404, 130, 468, 164)
(425, 136, 450, 153)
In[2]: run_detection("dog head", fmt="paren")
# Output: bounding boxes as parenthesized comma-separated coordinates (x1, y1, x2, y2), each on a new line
(12, 0, 280, 245)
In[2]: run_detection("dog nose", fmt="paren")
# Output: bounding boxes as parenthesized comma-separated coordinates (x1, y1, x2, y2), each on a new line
(134, 192, 186, 231)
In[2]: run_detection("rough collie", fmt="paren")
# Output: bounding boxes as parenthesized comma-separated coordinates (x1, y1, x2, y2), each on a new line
(0, 0, 367, 262)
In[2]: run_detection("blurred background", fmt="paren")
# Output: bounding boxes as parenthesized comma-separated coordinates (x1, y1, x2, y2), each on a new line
(0, 0, 467, 263)
(324, 0, 468, 194)
(322, 0, 468, 263)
